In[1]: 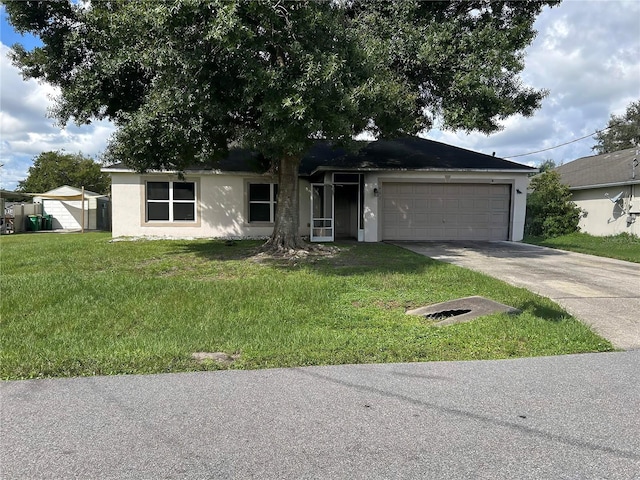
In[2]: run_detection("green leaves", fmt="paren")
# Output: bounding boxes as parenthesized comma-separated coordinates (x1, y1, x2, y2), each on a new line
(17, 151, 110, 194)
(5, 0, 557, 168)
(593, 99, 640, 154)
(525, 170, 582, 238)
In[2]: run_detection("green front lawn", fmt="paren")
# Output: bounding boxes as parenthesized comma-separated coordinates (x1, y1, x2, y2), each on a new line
(524, 232, 640, 263)
(1, 233, 613, 380)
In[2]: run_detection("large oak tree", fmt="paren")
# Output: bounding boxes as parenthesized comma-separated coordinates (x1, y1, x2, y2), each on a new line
(5, 0, 558, 250)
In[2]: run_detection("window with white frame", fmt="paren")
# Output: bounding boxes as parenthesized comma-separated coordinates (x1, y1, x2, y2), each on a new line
(248, 183, 278, 223)
(146, 181, 196, 222)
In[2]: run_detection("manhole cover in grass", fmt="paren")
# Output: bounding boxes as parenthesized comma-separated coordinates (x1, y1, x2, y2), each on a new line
(406, 296, 520, 326)
(424, 309, 471, 320)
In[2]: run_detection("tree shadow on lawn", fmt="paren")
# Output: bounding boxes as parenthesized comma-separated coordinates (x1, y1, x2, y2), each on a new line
(172, 239, 442, 276)
(519, 299, 570, 322)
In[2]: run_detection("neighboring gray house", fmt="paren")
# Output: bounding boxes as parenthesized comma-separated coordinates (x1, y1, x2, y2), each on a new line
(104, 137, 536, 242)
(556, 148, 639, 237)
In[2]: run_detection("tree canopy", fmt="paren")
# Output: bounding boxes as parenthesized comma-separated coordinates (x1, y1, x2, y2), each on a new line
(593, 99, 640, 154)
(5, 0, 558, 249)
(538, 158, 556, 173)
(18, 151, 110, 195)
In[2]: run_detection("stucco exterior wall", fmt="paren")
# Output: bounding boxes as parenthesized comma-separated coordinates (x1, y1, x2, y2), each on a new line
(361, 171, 530, 242)
(110, 172, 310, 238)
(110, 170, 529, 241)
(571, 185, 639, 237)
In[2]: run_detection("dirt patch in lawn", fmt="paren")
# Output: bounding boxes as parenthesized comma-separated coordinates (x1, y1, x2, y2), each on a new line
(250, 244, 341, 264)
(192, 352, 240, 366)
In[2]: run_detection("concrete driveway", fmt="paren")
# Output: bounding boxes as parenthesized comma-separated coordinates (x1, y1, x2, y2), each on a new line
(393, 241, 640, 350)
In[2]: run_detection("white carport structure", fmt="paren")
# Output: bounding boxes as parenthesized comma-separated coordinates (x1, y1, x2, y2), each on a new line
(34, 185, 106, 231)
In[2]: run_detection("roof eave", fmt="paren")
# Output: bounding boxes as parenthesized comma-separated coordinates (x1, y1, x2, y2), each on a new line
(103, 168, 272, 177)
(105, 166, 535, 176)
(569, 179, 640, 190)
(309, 166, 535, 175)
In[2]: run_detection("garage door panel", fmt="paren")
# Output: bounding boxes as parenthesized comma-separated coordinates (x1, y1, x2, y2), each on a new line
(459, 198, 477, 210)
(491, 198, 509, 209)
(491, 212, 509, 224)
(427, 228, 445, 240)
(427, 212, 442, 223)
(382, 198, 396, 209)
(384, 184, 401, 195)
(494, 185, 510, 195)
(442, 198, 459, 211)
(461, 213, 488, 224)
(414, 198, 428, 210)
(412, 184, 431, 194)
(427, 185, 443, 195)
(428, 198, 443, 209)
(383, 198, 409, 210)
(395, 184, 415, 194)
(473, 198, 490, 209)
(382, 183, 511, 241)
(473, 184, 492, 195)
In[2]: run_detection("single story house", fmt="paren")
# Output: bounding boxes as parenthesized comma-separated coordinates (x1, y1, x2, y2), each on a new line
(103, 137, 535, 242)
(555, 148, 639, 237)
(34, 185, 110, 231)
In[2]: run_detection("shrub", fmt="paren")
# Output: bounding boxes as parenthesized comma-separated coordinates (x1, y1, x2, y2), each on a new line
(525, 170, 582, 238)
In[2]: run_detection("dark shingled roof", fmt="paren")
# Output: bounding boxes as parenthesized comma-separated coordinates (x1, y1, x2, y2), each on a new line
(555, 148, 640, 189)
(297, 137, 534, 175)
(104, 137, 536, 174)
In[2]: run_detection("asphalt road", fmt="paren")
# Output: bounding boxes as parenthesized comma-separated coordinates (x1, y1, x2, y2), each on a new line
(2, 351, 639, 479)
(394, 241, 640, 350)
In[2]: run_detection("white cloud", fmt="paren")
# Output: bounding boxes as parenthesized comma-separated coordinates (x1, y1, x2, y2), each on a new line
(0, 43, 116, 190)
(423, 0, 640, 167)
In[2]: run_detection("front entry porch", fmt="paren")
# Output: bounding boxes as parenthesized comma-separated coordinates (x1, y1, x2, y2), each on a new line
(310, 173, 364, 242)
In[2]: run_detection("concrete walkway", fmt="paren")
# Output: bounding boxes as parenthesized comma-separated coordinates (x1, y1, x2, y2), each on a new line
(2, 352, 639, 479)
(393, 241, 640, 350)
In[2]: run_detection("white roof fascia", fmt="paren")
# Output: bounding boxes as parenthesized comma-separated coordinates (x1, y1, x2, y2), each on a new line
(569, 180, 640, 190)
(310, 166, 534, 175)
(103, 168, 271, 176)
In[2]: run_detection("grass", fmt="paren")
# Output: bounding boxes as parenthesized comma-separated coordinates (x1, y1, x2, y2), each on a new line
(0, 232, 613, 380)
(524, 232, 640, 263)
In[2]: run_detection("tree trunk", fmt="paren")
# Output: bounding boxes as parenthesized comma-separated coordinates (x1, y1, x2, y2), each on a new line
(263, 155, 306, 252)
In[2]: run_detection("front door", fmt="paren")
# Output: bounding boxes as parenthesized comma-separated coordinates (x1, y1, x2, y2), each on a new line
(334, 184, 359, 239)
(310, 184, 334, 242)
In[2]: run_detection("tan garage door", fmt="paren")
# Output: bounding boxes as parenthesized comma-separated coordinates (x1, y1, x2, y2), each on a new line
(381, 183, 511, 241)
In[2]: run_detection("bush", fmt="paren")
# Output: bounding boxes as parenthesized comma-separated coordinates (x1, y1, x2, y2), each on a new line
(525, 170, 582, 238)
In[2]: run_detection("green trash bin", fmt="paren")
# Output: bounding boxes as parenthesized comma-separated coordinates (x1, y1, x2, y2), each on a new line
(42, 214, 53, 230)
(28, 215, 40, 231)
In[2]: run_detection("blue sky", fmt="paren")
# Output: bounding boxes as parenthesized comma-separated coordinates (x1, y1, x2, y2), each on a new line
(1, 1, 639, 191)
(1, 9, 40, 50)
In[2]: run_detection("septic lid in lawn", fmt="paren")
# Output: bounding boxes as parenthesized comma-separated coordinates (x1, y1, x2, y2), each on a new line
(406, 296, 520, 326)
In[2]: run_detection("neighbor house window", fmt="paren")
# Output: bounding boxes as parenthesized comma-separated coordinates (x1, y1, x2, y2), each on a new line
(146, 181, 196, 222)
(248, 183, 278, 223)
